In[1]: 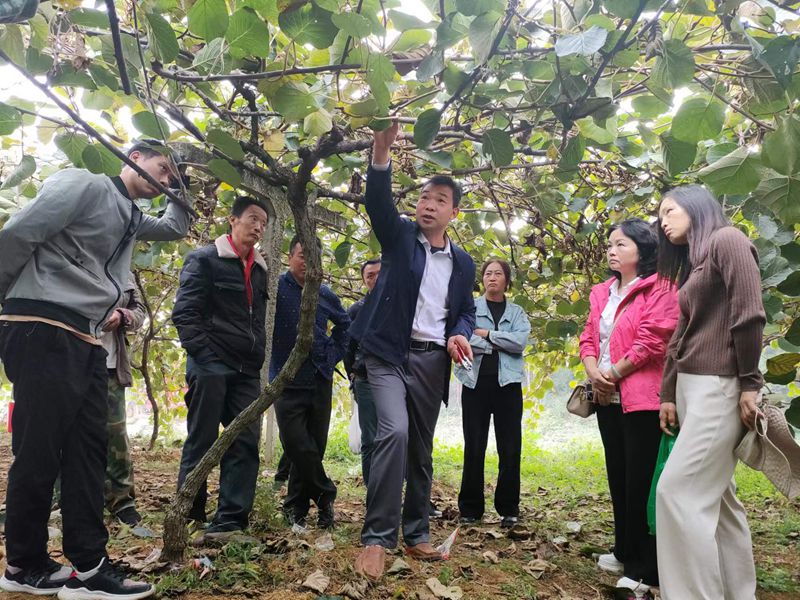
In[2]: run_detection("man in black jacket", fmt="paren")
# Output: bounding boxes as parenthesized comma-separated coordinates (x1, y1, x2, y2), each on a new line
(172, 196, 269, 535)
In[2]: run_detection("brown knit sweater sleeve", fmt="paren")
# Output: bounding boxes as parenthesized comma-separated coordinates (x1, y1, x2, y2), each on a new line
(710, 227, 766, 392)
(659, 313, 686, 404)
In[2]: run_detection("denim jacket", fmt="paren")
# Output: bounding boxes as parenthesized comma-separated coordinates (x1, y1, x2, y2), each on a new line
(455, 295, 530, 389)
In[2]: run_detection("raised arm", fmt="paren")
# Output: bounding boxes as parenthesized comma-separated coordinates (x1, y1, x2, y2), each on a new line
(365, 123, 405, 247)
(135, 199, 192, 241)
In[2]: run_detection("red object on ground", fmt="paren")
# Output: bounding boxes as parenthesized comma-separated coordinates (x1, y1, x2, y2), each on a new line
(7, 400, 13, 432)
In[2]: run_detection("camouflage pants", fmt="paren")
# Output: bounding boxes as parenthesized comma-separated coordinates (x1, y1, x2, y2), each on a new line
(52, 376, 136, 515)
(105, 376, 136, 515)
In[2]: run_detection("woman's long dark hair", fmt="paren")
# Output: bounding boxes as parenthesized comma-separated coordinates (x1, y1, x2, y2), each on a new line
(608, 218, 658, 281)
(656, 184, 729, 287)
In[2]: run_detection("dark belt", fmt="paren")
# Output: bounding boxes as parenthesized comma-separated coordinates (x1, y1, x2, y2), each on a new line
(409, 339, 446, 352)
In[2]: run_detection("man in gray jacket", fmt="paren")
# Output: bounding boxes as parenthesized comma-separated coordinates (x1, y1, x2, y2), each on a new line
(0, 140, 191, 600)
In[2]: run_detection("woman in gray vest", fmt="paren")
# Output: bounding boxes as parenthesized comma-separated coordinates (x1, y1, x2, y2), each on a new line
(455, 259, 530, 528)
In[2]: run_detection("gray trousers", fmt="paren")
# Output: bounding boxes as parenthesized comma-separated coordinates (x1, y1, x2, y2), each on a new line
(361, 350, 447, 548)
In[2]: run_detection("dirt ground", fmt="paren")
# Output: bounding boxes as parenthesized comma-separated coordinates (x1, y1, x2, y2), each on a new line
(0, 434, 798, 599)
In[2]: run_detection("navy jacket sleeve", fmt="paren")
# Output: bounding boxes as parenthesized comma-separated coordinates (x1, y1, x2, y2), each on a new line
(343, 300, 362, 377)
(452, 291, 476, 340)
(364, 166, 404, 249)
(450, 252, 476, 340)
(326, 289, 351, 368)
(172, 250, 211, 356)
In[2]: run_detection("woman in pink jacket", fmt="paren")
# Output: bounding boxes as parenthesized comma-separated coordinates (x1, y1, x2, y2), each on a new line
(579, 218, 679, 598)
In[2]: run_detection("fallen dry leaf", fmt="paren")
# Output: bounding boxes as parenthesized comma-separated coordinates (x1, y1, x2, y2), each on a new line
(426, 577, 463, 600)
(507, 526, 535, 540)
(125, 548, 168, 573)
(533, 541, 557, 560)
(461, 527, 482, 536)
(314, 532, 335, 551)
(340, 579, 368, 599)
(501, 542, 517, 556)
(565, 521, 583, 534)
(387, 557, 412, 575)
(482, 550, 499, 564)
(523, 558, 557, 580)
(287, 539, 312, 551)
(264, 537, 289, 554)
(484, 529, 504, 539)
(302, 569, 330, 594)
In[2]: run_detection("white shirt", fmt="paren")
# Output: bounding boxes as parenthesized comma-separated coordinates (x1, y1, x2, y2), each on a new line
(598, 277, 639, 371)
(411, 232, 453, 345)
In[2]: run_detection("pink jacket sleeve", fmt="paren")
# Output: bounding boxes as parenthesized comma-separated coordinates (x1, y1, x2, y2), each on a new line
(624, 281, 679, 368)
(579, 286, 600, 360)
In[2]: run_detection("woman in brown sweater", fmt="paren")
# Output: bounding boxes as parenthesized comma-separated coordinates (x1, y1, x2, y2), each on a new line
(654, 185, 764, 600)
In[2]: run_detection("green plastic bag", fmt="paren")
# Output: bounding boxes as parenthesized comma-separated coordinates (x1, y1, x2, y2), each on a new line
(647, 428, 678, 536)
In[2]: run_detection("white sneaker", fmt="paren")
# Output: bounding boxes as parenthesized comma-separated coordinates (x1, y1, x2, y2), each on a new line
(597, 553, 624, 573)
(616, 576, 651, 598)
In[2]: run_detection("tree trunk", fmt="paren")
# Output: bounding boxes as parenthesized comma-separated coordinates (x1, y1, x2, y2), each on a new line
(259, 191, 289, 465)
(162, 144, 323, 561)
(133, 271, 160, 450)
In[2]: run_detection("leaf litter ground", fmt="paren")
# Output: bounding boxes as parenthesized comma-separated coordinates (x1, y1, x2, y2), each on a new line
(0, 433, 798, 599)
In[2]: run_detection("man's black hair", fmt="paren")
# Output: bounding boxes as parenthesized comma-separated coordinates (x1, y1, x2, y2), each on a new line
(423, 174, 462, 207)
(289, 233, 323, 255)
(127, 139, 189, 187)
(232, 196, 269, 218)
(360, 258, 381, 277)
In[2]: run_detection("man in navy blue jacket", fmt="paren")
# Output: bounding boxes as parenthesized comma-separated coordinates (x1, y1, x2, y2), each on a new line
(270, 235, 350, 529)
(351, 123, 476, 580)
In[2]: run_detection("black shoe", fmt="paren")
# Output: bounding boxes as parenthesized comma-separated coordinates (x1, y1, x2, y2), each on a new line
(318, 502, 335, 529)
(500, 516, 519, 529)
(0, 559, 73, 595)
(284, 507, 308, 528)
(429, 501, 442, 519)
(293, 514, 307, 529)
(204, 521, 243, 539)
(459, 516, 479, 525)
(115, 507, 142, 527)
(57, 558, 153, 600)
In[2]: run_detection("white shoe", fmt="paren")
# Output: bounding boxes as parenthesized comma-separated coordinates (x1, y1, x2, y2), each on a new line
(616, 576, 651, 598)
(597, 553, 624, 573)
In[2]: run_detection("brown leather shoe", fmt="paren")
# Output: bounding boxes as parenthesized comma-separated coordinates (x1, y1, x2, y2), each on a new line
(355, 545, 385, 581)
(405, 542, 444, 561)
